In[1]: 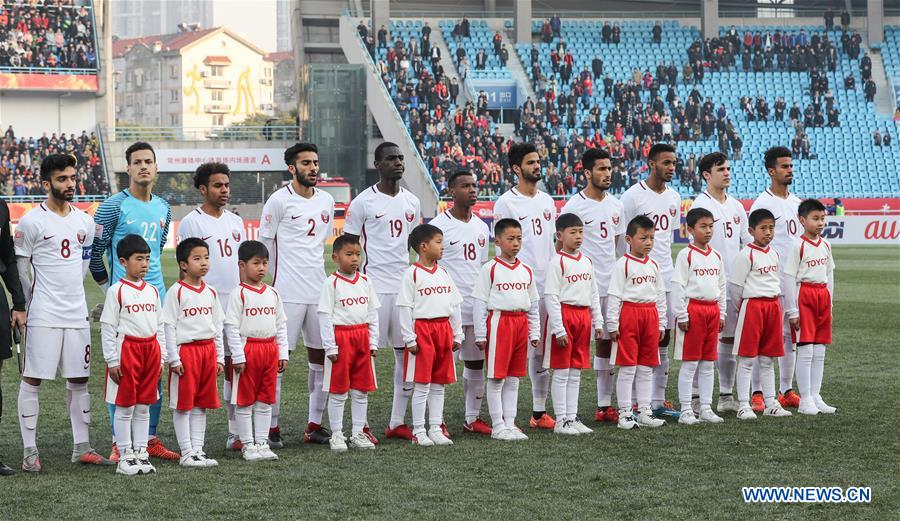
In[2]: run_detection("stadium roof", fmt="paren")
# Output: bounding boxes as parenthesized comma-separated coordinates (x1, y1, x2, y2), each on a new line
(112, 27, 267, 58)
(265, 51, 294, 63)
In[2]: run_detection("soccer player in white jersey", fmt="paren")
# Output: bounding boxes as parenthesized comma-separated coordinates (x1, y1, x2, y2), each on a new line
(429, 171, 491, 435)
(750, 147, 802, 412)
(620, 143, 682, 419)
(493, 142, 557, 430)
(561, 147, 625, 424)
(689, 152, 752, 413)
(343, 142, 421, 441)
(258, 143, 335, 447)
(14, 154, 111, 471)
(176, 162, 244, 450)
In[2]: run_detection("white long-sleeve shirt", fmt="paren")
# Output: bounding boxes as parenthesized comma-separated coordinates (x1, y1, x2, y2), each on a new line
(543, 251, 604, 337)
(161, 280, 225, 367)
(317, 271, 380, 356)
(396, 262, 464, 347)
(670, 244, 727, 324)
(223, 283, 290, 364)
(605, 253, 668, 333)
(99, 279, 165, 367)
(472, 257, 540, 342)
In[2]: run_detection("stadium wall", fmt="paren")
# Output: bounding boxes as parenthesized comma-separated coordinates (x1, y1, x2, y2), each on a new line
(0, 91, 98, 137)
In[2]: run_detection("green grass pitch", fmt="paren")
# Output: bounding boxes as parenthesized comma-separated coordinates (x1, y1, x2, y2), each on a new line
(0, 245, 897, 520)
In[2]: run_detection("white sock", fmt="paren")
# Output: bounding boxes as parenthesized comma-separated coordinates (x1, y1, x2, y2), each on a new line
(502, 376, 520, 429)
(528, 354, 548, 412)
(751, 358, 761, 393)
(308, 363, 326, 426)
(235, 405, 253, 444)
(735, 356, 754, 405)
(795, 344, 814, 399)
(678, 361, 699, 411)
(350, 389, 368, 435)
(778, 336, 796, 393)
(327, 393, 346, 434)
(651, 344, 670, 409)
(253, 402, 272, 444)
(594, 356, 613, 408)
(636, 365, 654, 410)
(17, 382, 39, 449)
(462, 367, 484, 424)
(172, 410, 192, 453)
(486, 378, 504, 429)
(189, 407, 207, 453)
(389, 349, 411, 428)
(551, 369, 569, 419)
(66, 382, 91, 446)
(114, 406, 134, 452)
(133, 404, 150, 451)
(717, 342, 736, 393)
(811, 344, 827, 399)
(223, 378, 236, 435)
(270, 372, 282, 428)
(427, 384, 445, 428)
(697, 361, 714, 408)
(616, 366, 636, 412)
(759, 356, 777, 407)
(566, 370, 580, 420)
(411, 382, 430, 430)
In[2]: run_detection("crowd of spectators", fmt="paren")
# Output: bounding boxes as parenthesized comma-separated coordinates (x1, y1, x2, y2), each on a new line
(0, 1, 96, 70)
(0, 127, 107, 196)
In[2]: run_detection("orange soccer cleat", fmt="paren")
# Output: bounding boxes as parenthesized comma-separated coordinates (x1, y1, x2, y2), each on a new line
(147, 437, 180, 460)
(751, 392, 765, 413)
(529, 412, 556, 429)
(385, 424, 414, 441)
(463, 417, 493, 435)
(778, 390, 801, 409)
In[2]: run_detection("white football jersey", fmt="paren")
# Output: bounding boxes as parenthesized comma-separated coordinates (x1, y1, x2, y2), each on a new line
(750, 188, 801, 267)
(429, 210, 490, 324)
(784, 236, 834, 284)
(161, 280, 224, 345)
(493, 187, 556, 293)
(176, 207, 243, 304)
(101, 279, 162, 338)
(671, 245, 727, 323)
(620, 181, 681, 283)
(396, 262, 462, 319)
(14, 203, 97, 328)
(259, 185, 335, 304)
(223, 283, 289, 361)
(318, 271, 381, 326)
(344, 185, 421, 295)
(730, 244, 782, 298)
(689, 191, 752, 277)
(561, 191, 625, 296)
(545, 251, 598, 307)
(608, 253, 667, 304)
(472, 257, 540, 311)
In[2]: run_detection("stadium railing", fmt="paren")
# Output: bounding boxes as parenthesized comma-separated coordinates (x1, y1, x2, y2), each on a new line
(113, 125, 301, 142)
(0, 66, 98, 75)
(95, 122, 111, 191)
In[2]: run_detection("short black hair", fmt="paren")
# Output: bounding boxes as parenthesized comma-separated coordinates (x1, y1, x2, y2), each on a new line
(626, 215, 656, 236)
(238, 240, 269, 262)
(648, 143, 676, 162)
(116, 234, 150, 260)
(555, 212, 583, 232)
(448, 170, 474, 188)
(408, 223, 443, 252)
(508, 142, 537, 168)
(494, 218, 521, 237)
(798, 198, 826, 217)
(39, 153, 76, 181)
(686, 207, 715, 228)
(176, 237, 209, 265)
(748, 208, 776, 228)
(374, 141, 400, 161)
(125, 141, 156, 164)
(698, 152, 728, 177)
(284, 142, 318, 166)
(764, 146, 792, 170)
(332, 234, 360, 254)
(193, 162, 230, 188)
(581, 147, 610, 171)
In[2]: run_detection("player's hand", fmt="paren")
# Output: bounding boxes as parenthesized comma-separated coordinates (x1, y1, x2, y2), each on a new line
(327, 354, 338, 362)
(232, 362, 245, 374)
(677, 321, 690, 332)
(216, 363, 225, 376)
(608, 331, 619, 342)
(594, 328, 604, 341)
(555, 335, 569, 348)
(406, 343, 418, 354)
(789, 317, 800, 331)
(108, 365, 122, 384)
(658, 329, 666, 342)
(475, 341, 486, 351)
(90, 303, 104, 322)
(719, 320, 725, 332)
(452, 342, 461, 352)
(10, 310, 26, 335)
(370, 349, 377, 358)
(278, 360, 288, 372)
(170, 363, 184, 376)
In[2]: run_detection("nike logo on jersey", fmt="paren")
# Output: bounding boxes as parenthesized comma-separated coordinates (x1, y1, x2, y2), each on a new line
(774, 216, 781, 221)
(201, 236, 212, 241)
(584, 220, 594, 225)
(518, 216, 528, 221)
(126, 219, 137, 225)
(375, 214, 386, 219)
(449, 240, 460, 245)
(42, 235, 55, 240)
(713, 218, 721, 222)
(291, 215, 302, 220)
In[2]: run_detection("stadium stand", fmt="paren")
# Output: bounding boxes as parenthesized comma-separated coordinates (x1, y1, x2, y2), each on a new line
(0, 0, 97, 71)
(0, 128, 108, 196)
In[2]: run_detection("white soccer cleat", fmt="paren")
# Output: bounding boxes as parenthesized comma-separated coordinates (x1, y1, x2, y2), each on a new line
(508, 427, 528, 440)
(570, 419, 593, 434)
(490, 427, 516, 441)
(763, 404, 792, 417)
(678, 411, 699, 425)
(798, 397, 820, 415)
(427, 426, 453, 446)
(553, 420, 581, 435)
(411, 427, 434, 447)
(814, 396, 836, 414)
(348, 431, 376, 450)
(256, 442, 279, 461)
(242, 443, 263, 461)
(717, 395, 739, 413)
(116, 449, 142, 476)
(195, 450, 218, 467)
(736, 406, 757, 420)
(329, 432, 348, 452)
(179, 451, 207, 468)
(636, 408, 665, 428)
(698, 409, 725, 424)
(617, 412, 639, 430)
(135, 448, 156, 474)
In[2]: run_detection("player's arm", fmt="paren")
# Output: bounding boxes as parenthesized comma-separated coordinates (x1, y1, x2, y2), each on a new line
(655, 267, 668, 332)
(258, 194, 284, 267)
(605, 261, 624, 337)
(81, 217, 97, 278)
(671, 251, 689, 329)
(161, 289, 181, 368)
(0, 202, 26, 315)
(317, 279, 338, 357)
(99, 285, 121, 369)
(159, 203, 172, 256)
(472, 264, 490, 343)
(89, 199, 118, 285)
(717, 257, 727, 323)
(727, 251, 750, 308)
(274, 291, 290, 362)
(448, 278, 464, 345)
(223, 291, 245, 364)
(396, 268, 417, 351)
(543, 259, 566, 344)
(826, 244, 835, 302)
(212, 297, 225, 367)
(367, 285, 381, 353)
(341, 195, 367, 241)
(527, 278, 540, 343)
(782, 241, 800, 320)
(589, 278, 604, 334)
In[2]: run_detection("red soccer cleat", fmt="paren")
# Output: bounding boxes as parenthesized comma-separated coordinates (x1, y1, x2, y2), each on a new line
(603, 407, 620, 423)
(463, 417, 493, 435)
(751, 392, 765, 413)
(778, 390, 801, 409)
(76, 450, 113, 466)
(362, 426, 379, 445)
(147, 437, 180, 460)
(440, 423, 452, 439)
(109, 443, 120, 463)
(385, 424, 414, 441)
(231, 439, 244, 451)
(529, 412, 556, 429)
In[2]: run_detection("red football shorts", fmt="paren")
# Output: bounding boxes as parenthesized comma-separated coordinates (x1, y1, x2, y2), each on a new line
(734, 297, 785, 358)
(611, 302, 660, 367)
(798, 282, 832, 345)
(324, 324, 377, 394)
(485, 310, 529, 379)
(168, 339, 221, 411)
(674, 300, 720, 361)
(404, 317, 457, 385)
(231, 337, 279, 407)
(543, 304, 592, 369)
(105, 335, 161, 407)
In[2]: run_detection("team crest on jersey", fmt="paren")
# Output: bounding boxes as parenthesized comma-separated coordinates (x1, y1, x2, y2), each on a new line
(612, 213, 620, 225)
(13, 230, 23, 246)
(733, 214, 741, 224)
(478, 234, 486, 248)
(265, 214, 272, 223)
(543, 209, 552, 221)
(669, 205, 677, 217)
(405, 210, 415, 223)
(232, 230, 241, 242)
(76, 230, 86, 244)
(321, 211, 330, 224)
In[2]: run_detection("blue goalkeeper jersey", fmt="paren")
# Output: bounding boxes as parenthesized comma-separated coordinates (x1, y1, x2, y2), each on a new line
(89, 189, 171, 297)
